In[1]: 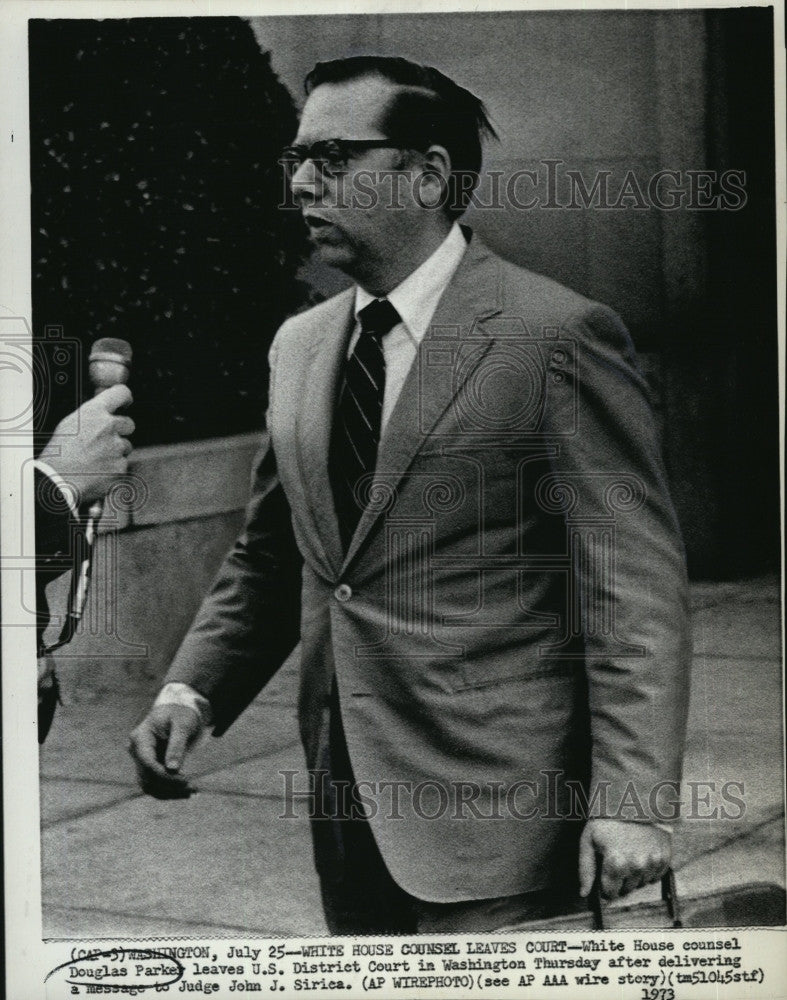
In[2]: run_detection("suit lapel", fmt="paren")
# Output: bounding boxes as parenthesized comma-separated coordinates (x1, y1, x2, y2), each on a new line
(296, 289, 355, 576)
(342, 238, 503, 570)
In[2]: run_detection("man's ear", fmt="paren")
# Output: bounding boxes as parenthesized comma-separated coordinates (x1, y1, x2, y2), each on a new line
(423, 144, 451, 179)
(417, 144, 451, 208)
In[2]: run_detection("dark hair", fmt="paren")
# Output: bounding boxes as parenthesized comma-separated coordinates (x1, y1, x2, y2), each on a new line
(304, 56, 498, 219)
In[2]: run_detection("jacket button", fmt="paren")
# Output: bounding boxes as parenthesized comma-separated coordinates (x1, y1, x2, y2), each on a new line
(334, 583, 352, 602)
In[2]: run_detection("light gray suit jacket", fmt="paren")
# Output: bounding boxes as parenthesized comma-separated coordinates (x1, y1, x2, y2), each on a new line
(167, 233, 691, 902)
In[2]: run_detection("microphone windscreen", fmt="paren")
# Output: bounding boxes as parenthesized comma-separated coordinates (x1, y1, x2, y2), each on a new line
(89, 338, 133, 364)
(89, 338, 133, 392)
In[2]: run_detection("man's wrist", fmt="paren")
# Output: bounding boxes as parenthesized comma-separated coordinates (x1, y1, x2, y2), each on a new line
(155, 682, 214, 727)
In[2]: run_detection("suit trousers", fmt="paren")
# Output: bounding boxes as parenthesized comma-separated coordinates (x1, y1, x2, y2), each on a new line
(309, 682, 586, 935)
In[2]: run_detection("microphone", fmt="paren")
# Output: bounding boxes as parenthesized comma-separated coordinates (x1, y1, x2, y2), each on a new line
(51, 338, 133, 651)
(87, 338, 133, 520)
(89, 336, 133, 394)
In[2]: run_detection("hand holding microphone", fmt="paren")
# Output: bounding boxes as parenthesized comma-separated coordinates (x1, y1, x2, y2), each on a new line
(39, 338, 134, 508)
(38, 339, 134, 655)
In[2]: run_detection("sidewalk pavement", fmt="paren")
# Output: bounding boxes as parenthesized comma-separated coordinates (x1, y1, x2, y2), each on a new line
(40, 576, 784, 938)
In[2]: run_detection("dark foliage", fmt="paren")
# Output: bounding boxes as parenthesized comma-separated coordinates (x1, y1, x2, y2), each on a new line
(30, 17, 309, 446)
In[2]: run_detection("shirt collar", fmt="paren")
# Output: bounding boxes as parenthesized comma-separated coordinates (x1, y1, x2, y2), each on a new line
(354, 223, 467, 345)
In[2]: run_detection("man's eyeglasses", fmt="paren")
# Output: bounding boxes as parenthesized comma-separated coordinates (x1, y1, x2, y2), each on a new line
(280, 139, 406, 179)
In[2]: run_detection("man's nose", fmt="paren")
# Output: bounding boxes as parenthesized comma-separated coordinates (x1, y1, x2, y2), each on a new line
(289, 158, 325, 201)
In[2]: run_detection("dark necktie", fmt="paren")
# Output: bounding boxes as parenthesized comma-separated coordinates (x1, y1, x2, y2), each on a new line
(330, 298, 401, 551)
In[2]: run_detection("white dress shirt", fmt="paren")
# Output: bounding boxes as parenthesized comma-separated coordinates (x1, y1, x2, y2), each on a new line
(156, 224, 467, 725)
(352, 222, 467, 432)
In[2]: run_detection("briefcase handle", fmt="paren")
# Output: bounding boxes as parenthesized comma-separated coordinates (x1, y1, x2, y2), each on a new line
(589, 867, 682, 929)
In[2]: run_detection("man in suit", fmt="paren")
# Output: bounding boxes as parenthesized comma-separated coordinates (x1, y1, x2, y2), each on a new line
(129, 57, 691, 933)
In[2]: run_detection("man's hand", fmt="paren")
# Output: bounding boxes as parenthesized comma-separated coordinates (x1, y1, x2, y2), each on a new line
(39, 384, 135, 506)
(578, 819, 671, 899)
(129, 703, 203, 799)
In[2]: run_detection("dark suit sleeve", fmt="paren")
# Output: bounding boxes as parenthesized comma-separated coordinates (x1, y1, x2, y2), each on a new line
(546, 304, 691, 820)
(35, 464, 82, 652)
(34, 466, 76, 740)
(34, 466, 75, 570)
(164, 336, 302, 735)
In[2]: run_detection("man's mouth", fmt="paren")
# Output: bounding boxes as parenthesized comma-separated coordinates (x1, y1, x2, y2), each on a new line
(302, 212, 345, 245)
(303, 213, 333, 229)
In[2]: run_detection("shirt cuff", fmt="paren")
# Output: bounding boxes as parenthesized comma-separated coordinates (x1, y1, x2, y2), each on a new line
(155, 682, 214, 727)
(34, 459, 80, 518)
